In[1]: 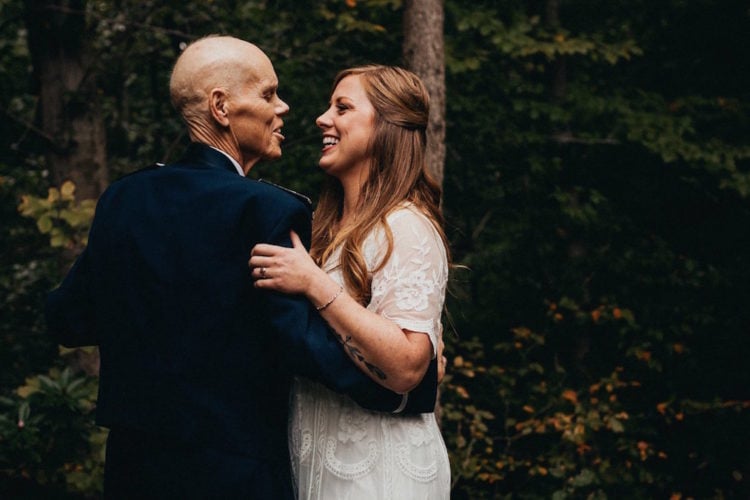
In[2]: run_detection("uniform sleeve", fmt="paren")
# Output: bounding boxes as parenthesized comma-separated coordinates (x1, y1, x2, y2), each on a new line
(45, 189, 114, 347)
(368, 208, 449, 358)
(46, 247, 98, 347)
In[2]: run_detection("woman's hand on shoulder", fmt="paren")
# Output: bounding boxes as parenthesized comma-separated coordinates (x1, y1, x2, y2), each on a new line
(249, 231, 324, 295)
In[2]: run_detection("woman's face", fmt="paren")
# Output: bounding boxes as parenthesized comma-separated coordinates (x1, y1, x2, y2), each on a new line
(315, 75, 376, 184)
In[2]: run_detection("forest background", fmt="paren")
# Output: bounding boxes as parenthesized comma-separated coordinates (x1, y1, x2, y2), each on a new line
(1, 0, 749, 498)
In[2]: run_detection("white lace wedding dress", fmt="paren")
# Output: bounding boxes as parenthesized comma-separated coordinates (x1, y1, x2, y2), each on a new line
(289, 204, 451, 499)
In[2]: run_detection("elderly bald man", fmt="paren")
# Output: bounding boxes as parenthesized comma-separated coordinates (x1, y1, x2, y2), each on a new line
(45, 36, 438, 499)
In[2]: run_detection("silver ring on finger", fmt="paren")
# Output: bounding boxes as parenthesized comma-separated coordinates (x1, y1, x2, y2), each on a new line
(260, 267, 267, 278)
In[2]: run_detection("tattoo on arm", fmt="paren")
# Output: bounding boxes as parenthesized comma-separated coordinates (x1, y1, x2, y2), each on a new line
(337, 333, 387, 381)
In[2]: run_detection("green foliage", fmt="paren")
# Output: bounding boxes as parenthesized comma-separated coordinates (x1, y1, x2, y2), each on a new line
(0, 169, 62, 397)
(443, 296, 748, 498)
(18, 181, 96, 251)
(441, 0, 750, 498)
(0, 367, 104, 497)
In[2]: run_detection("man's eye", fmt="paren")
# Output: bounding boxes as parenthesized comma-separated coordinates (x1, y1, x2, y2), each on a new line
(263, 89, 277, 101)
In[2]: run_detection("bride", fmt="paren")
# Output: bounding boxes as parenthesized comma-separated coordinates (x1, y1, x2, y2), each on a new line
(250, 65, 451, 499)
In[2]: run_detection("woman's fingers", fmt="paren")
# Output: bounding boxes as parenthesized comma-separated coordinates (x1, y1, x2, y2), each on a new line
(249, 245, 292, 271)
(251, 265, 269, 280)
(248, 238, 312, 294)
(248, 254, 270, 270)
(250, 243, 278, 257)
(290, 230, 304, 249)
(253, 272, 272, 287)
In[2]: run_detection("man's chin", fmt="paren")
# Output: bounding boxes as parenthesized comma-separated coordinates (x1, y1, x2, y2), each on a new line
(262, 149, 283, 162)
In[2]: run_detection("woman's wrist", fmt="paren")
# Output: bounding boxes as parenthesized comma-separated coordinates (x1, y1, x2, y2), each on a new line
(306, 268, 342, 309)
(316, 285, 344, 311)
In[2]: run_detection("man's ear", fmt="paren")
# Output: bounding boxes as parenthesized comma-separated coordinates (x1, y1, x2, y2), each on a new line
(209, 88, 230, 127)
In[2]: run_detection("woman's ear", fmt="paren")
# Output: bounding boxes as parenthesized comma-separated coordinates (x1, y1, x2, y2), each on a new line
(209, 88, 230, 127)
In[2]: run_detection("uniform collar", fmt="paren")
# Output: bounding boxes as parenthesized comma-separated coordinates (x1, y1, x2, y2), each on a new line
(181, 142, 242, 175)
(208, 146, 245, 176)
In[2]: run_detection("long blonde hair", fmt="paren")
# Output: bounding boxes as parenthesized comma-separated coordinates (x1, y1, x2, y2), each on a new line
(311, 65, 450, 305)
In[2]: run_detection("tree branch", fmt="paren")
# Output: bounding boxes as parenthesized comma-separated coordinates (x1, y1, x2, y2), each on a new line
(1, 104, 68, 152)
(551, 132, 620, 145)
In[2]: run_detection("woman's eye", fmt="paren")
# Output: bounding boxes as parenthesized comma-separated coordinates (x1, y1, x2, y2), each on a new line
(336, 104, 348, 113)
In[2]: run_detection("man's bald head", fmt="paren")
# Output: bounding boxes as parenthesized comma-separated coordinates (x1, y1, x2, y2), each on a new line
(169, 36, 270, 126)
(167, 36, 289, 172)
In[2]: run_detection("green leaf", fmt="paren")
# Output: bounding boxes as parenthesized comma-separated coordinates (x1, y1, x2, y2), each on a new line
(570, 468, 597, 487)
(36, 215, 53, 234)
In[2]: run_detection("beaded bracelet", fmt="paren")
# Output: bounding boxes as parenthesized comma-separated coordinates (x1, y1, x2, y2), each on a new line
(317, 285, 344, 311)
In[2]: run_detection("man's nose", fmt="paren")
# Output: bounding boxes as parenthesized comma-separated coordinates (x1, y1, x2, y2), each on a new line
(276, 97, 290, 115)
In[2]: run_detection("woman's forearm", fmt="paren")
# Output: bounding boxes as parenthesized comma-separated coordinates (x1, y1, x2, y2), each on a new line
(306, 270, 432, 393)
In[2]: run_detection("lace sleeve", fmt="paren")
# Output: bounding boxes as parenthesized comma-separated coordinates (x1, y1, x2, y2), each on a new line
(366, 207, 449, 358)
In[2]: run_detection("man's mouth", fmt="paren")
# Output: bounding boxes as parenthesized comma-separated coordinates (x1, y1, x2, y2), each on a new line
(273, 127, 285, 141)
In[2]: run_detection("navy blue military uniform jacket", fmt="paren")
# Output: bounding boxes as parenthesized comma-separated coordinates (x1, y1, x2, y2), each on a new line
(45, 143, 437, 498)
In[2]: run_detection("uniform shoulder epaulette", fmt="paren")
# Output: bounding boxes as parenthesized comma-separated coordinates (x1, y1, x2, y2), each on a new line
(258, 179, 312, 207)
(115, 162, 165, 182)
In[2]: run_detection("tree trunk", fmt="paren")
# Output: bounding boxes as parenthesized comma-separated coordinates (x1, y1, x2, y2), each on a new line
(546, 0, 567, 104)
(403, 0, 447, 424)
(24, 0, 108, 200)
(402, 0, 446, 187)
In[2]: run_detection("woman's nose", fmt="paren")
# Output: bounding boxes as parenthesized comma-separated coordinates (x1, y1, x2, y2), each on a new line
(316, 110, 332, 129)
